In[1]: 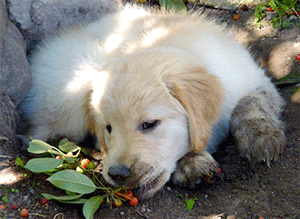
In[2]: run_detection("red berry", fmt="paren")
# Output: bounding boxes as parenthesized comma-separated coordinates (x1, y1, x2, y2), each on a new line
(217, 168, 222, 173)
(66, 152, 73, 157)
(296, 54, 300, 61)
(129, 197, 138, 206)
(123, 190, 133, 200)
(55, 155, 62, 159)
(0, 205, 6, 210)
(20, 208, 29, 218)
(115, 191, 124, 199)
(266, 7, 274, 12)
(40, 198, 48, 205)
(233, 14, 241, 21)
(241, 5, 248, 11)
(81, 158, 90, 169)
(113, 199, 123, 207)
(10, 204, 18, 210)
(115, 189, 134, 200)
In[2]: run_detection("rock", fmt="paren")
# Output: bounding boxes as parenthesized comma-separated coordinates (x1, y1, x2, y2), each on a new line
(6, 0, 122, 45)
(0, 0, 31, 156)
(0, 0, 31, 106)
(0, 94, 21, 156)
(266, 11, 277, 20)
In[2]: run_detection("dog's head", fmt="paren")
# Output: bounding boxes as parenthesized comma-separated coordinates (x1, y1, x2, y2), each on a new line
(89, 49, 223, 199)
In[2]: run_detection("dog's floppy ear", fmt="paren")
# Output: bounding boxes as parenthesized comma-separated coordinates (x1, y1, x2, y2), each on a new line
(85, 90, 108, 155)
(163, 66, 223, 151)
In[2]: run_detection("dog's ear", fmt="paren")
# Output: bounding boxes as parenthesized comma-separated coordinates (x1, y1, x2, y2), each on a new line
(85, 90, 108, 155)
(163, 66, 223, 151)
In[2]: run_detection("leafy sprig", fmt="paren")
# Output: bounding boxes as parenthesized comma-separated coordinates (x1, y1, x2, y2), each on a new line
(17, 139, 137, 219)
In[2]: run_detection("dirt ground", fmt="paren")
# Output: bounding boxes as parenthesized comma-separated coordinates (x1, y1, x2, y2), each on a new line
(1, 3, 300, 219)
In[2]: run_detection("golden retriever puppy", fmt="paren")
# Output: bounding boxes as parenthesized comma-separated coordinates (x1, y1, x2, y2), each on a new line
(20, 5, 286, 199)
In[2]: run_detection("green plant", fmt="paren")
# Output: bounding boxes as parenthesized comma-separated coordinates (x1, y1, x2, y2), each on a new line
(254, 3, 267, 28)
(254, 0, 300, 29)
(158, 0, 187, 12)
(136, 0, 187, 12)
(0, 187, 19, 203)
(185, 197, 197, 211)
(18, 139, 138, 219)
(177, 193, 198, 211)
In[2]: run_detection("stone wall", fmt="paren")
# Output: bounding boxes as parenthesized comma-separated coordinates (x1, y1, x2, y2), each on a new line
(6, 0, 122, 46)
(0, 0, 31, 156)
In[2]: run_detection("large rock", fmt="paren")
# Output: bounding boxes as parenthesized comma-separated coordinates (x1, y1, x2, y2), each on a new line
(0, 0, 31, 106)
(0, 0, 31, 156)
(6, 0, 122, 45)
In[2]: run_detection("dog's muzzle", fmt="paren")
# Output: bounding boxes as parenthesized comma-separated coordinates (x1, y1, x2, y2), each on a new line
(106, 163, 169, 199)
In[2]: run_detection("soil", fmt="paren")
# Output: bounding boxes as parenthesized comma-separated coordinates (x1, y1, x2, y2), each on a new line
(1, 3, 300, 219)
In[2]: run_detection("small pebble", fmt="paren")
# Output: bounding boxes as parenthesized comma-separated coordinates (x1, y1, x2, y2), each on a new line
(29, 188, 35, 195)
(266, 11, 277, 19)
(120, 211, 125, 215)
(23, 195, 29, 201)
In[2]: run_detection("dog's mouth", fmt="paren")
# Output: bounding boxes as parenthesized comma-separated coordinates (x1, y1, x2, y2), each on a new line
(104, 163, 170, 199)
(131, 170, 168, 199)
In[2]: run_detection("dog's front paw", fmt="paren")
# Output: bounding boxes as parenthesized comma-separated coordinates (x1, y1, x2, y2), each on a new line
(234, 118, 286, 167)
(171, 151, 219, 187)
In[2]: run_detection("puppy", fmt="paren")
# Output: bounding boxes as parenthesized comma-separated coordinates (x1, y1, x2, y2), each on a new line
(20, 5, 286, 199)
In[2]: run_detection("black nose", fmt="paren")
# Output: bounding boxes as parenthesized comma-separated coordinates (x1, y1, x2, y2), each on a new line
(108, 165, 130, 184)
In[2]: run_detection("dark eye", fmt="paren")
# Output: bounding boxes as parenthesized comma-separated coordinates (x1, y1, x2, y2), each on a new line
(106, 124, 112, 134)
(141, 120, 160, 132)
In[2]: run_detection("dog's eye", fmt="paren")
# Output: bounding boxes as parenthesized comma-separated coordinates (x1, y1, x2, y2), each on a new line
(141, 120, 160, 132)
(106, 124, 112, 134)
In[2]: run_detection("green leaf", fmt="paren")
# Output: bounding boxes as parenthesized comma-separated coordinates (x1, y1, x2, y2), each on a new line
(281, 4, 290, 13)
(282, 0, 294, 7)
(58, 139, 80, 153)
(83, 196, 104, 219)
(269, 0, 277, 10)
(58, 138, 70, 146)
(15, 157, 25, 167)
(60, 198, 88, 204)
(185, 198, 196, 211)
(66, 190, 78, 196)
(47, 170, 97, 194)
(282, 19, 292, 28)
(275, 71, 300, 85)
(58, 143, 80, 153)
(278, 8, 286, 17)
(2, 195, 8, 203)
(42, 193, 83, 201)
(28, 140, 60, 155)
(158, 0, 187, 13)
(25, 158, 63, 173)
(64, 157, 76, 164)
(272, 17, 281, 28)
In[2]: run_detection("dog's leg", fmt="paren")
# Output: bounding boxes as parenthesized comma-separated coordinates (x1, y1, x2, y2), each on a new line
(231, 84, 286, 166)
(171, 150, 219, 187)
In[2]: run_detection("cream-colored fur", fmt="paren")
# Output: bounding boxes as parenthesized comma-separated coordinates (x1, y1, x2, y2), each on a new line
(20, 5, 285, 199)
